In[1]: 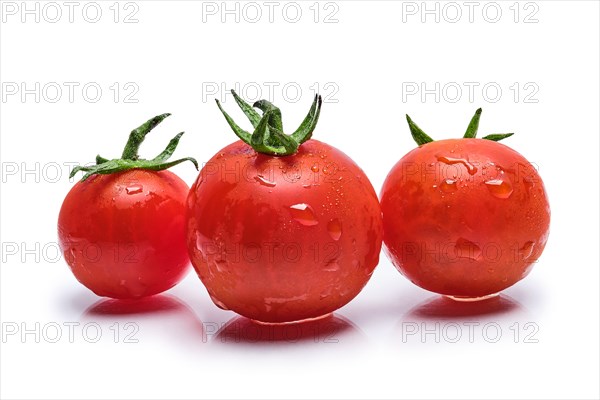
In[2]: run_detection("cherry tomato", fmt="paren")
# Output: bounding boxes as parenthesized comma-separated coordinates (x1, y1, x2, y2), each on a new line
(58, 114, 197, 299)
(380, 110, 550, 300)
(186, 92, 383, 323)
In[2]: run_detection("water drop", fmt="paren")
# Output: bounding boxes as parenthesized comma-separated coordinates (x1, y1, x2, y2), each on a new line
(327, 219, 342, 240)
(311, 164, 319, 173)
(126, 184, 143, 195)
(214, 259, 227, 273)
(195, 231, 203, 251)
(485, 179, 513, 199)
(69, 248, 77, 261)
(454, 238, 482, 260)
(324, 260, 340, 272)
(302, 184, 312, 189)
(523, 176, 536, 193)
(210, 294, 229, 310)
(289, 203, 319, 226)
(439, 179, 457, 193)
(519, 241, 535, 260)
(320, 287, 333, 299)
(437, 155, 478, 175)
(254, 175, 276, 187)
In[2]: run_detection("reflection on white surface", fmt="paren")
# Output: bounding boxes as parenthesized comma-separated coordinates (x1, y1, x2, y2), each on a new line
(405, 294, 524, 320)
(80, 294, 206, 349)
(213, 313, 366, 346)
(396, 294, 537, 345)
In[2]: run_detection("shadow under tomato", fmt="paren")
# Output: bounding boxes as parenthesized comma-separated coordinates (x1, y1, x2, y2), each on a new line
(84, 294, 189, 315)
(213, 313, 365, 345)
(405, 294, 523, 320)
(392, 293, 537, 345)
(82, 294, 205, 347)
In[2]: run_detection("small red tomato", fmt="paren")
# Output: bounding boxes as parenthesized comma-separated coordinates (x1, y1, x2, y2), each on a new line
(58, 114, 198, 299)
(380, 109, 550, 300)
(187, 92, 383, 323)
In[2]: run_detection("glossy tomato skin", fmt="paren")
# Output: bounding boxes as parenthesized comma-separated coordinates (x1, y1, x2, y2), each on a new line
(381, 139, 550, 298)
(58, 170, 191, 299)
(187, 139, 383, 323)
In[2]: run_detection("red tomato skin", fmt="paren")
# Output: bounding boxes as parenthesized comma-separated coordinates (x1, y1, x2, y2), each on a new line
(58, 170, 191, 299)
(380, 139, 550, 298)
(186, 139, 383, 323)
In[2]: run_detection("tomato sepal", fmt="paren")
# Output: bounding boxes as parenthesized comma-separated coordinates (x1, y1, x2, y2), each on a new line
(406, 108, 514, 146)
(70, 114, 198, 181)
(216, 90, 322, 156)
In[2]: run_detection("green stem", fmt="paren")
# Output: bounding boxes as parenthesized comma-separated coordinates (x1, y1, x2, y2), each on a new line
(216, 90, 323, 156)
(464, 108, 482, 138)
(121, 113, 171, 160)
(71, 114, 197, 182)
(406, 114, 434, 145)
(405, 109, 515, 145)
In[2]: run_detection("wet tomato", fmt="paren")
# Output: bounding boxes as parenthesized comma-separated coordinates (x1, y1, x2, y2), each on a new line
(186, 92, 382, 323)
(58, 114, 197, 299)
(380, 110, 550, 300)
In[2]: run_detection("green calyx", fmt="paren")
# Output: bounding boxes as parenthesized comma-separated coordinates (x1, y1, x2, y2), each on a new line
(216, 90, 322, 156)
(406, 108, 514, 146)
(70, 113, 198, 181)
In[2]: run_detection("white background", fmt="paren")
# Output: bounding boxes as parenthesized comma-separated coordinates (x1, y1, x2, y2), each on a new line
(1, 1, 599, 399)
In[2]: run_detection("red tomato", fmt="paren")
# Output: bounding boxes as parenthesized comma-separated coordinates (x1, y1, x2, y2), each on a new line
(187, 138, 383, 323)
(58, 114, 197, 299)
(381, 113, 550, 300)
(59, 170, 191, 298)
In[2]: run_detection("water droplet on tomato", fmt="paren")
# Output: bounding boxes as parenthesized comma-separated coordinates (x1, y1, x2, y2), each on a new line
(311, 164, 319, 173)
(209, 294, 229, 310)
(523, 176, 536, 193)
(454, 238, 482, 260)
(519, 241, 535, 260)
(320, 287, 333, 299)
(69, 248, 77, 261)
(439, 179, 457, 193)
(254, 175, 276, 187)
(327, 219, 342, 240)
(195, 231, 203, 251)
(324, 260, 340, 272)
(214, 259, 227, 273)
(485, 179, 513, 199)
(289, 203, 319, 226)
(302, 184, 312, 189)
(436, 155, 478, 175)
(126, 184, 143, 195)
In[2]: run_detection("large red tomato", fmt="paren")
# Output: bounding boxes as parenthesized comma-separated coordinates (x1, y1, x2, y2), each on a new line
(380, 110, 550, 300)
(58, 114, 197, 299)
(187, 92, 382, 323)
